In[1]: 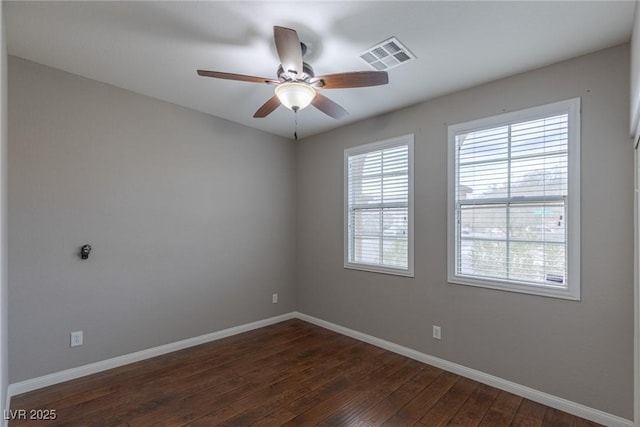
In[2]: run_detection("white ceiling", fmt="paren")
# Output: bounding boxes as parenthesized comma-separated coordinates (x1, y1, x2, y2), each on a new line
(5, 1, 636, 140)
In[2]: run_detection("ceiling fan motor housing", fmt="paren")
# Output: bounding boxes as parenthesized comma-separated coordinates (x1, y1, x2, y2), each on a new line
(277, 62, 315, 83)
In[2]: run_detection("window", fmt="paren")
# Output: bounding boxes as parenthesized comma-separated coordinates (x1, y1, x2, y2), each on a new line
(448, 99, 580, 299)
(345, 134, 414, 276)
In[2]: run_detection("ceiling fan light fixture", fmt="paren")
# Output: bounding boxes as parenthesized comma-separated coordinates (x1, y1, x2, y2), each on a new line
(275, 82, 316, 111)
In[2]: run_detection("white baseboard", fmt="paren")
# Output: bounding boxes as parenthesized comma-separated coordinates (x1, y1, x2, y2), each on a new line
(7, 312, 295, 398)
(6, 310, 634, 427)
(293, 312, 634, 427)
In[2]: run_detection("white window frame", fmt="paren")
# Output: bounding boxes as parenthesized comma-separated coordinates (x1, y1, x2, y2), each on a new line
(344, 134, 414, 277)
(447, 98, 581, 300)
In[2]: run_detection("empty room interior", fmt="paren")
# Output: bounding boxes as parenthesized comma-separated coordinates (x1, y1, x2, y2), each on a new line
(0, 1, 640, 426)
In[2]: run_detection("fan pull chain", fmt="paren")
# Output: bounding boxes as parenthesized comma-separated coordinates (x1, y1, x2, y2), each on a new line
(294, 110, 298, 141)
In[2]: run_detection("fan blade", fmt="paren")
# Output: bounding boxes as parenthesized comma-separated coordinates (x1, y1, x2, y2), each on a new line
(254, 95, 281, 118)
(311, 71, 389, 89)
(274, 26, 303, 76)
(311, 93, 349, 120)
(197, 70, 278, 85)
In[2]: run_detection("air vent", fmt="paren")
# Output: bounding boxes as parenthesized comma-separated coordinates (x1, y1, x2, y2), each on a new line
(360, 37, 416, 71)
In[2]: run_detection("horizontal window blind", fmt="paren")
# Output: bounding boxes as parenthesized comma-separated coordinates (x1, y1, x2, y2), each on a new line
(454, 113, 569, 288)
(346, 139, 411, 273)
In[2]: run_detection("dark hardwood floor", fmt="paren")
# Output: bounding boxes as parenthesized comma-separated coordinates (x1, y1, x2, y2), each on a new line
(8, 319, 601, 426)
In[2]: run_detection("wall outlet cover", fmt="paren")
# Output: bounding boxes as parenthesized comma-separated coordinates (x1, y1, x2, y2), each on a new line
(433, 325, 441, 340)
(71, 331, 83, 347)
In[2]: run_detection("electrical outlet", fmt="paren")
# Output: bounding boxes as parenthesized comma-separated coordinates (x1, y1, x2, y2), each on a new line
(432, 325, 441, 340)
(70, 331, 83, 347)
(272, 293, 278, 304)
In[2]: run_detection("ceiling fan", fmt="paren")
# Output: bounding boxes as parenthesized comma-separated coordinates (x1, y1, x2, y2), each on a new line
(197, 26, 389, 120)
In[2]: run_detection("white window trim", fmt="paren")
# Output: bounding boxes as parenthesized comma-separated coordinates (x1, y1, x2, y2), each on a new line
(447, 98, 581, 300)
(344, 134, 415, 277)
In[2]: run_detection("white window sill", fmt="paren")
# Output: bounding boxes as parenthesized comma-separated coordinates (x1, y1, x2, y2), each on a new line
(345, 262, 414, 278)
(448, 274, 580, 301)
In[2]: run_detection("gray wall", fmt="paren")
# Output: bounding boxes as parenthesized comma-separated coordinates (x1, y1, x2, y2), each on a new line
(631, 8, 640, 425)
(296, 44, 634, 419)
(1, 1, 9, 414)
(8, 57, 296, 382)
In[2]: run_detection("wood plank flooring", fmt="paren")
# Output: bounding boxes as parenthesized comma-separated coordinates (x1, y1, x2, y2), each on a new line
(8, 319, 602, 426)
